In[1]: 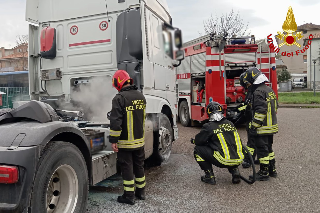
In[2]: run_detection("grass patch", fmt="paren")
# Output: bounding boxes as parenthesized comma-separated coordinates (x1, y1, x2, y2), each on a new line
(278, 92, 320, 104)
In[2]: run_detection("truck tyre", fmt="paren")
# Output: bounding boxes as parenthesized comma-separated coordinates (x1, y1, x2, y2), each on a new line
(30, 141, 88, 213)
(179, 100, 191, 127)
(150, 113, 173, 166)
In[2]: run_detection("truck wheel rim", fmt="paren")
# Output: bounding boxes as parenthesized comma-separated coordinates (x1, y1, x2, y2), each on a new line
(46, 165, 79, 213)
(159, 127, 172, 160)
(180, 106, 188, 122)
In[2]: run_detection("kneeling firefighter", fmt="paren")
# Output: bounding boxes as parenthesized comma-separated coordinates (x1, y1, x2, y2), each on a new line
(242, 67, 279, 181)
(191, 102, 244, 185)
(109, 70, 147, 205)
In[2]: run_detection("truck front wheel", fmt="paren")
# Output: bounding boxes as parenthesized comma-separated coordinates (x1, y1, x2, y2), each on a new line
(179, 100, 191, 127)
(30, 142, 88, 213)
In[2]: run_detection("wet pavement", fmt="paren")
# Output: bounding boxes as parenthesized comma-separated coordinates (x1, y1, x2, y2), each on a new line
(87, 108, 320, 212)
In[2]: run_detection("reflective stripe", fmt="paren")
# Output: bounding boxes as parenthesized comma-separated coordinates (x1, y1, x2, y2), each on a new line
(217, 133, 230, 159)
(143, 109, 146, 137)
(124, 186, 135, 192)
(252, 122, 261, 128)
(269, 152, 275, 160)
(123, 180, 134, 185)
(195, 154, 205, 162)
(267, 102, 272, 126)
(135, 176, 145, 182)
(110, 130, 122, 137)
(238, 105, 247, 111)
(234, 131, 244, 159)
(213, 151, 243, 166)
(259, 156, 269, 164)
(257, 124, 278, 134)
(246, 146, 255, 155)
(127, 111, 134, 141)
(136, 182, 146, 189)
(117, 138, 145, 149)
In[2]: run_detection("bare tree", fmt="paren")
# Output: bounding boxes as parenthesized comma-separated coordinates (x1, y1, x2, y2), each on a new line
(15, 35, 29, 71)
(204, 9, 249, 38)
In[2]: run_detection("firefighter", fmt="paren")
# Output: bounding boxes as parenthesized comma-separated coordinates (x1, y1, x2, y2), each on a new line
(238, 72, 258, 168)
(242, 68, 279, 181)
(109, 70, 147, 205)
(191, 101, 244, 185)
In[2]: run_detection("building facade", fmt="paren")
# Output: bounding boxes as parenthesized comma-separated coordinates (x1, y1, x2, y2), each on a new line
(0, 44, 28, 72)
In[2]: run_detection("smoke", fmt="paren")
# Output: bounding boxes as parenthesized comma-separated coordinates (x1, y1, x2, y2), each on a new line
(71, 76, 117, 122)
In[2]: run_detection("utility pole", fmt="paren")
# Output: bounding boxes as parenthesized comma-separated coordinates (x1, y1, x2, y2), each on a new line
(313, 59, 317, 97)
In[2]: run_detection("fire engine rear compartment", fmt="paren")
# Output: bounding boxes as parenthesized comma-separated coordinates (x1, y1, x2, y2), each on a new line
(177, 36, 277, 126)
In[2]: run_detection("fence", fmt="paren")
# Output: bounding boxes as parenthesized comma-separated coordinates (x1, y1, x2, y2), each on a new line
(0, 87, 30, 109)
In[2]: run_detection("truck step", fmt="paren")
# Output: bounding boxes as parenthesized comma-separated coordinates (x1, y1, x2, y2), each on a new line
(92, 151, 117, 185)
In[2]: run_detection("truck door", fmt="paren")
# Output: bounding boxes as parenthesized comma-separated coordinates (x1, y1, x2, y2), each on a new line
(150, 13, 174, 92)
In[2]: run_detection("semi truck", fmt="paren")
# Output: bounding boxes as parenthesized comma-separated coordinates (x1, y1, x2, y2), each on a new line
(177, 34, 278, 126)
(0, 0, 184, 212)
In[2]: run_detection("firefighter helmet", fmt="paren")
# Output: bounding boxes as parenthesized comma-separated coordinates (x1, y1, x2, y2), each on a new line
(112, 70, 133, 91)
(206, 101, 224, 116)
(241, 67, 262, 87)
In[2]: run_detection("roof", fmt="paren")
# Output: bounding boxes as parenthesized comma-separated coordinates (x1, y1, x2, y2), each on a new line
(297, 23, 320, 31)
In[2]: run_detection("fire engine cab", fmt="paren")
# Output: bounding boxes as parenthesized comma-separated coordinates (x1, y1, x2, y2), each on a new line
(177, 34, 278, 126)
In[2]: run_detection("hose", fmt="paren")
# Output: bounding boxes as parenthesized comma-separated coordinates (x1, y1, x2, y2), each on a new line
(240, 145, 256, 184)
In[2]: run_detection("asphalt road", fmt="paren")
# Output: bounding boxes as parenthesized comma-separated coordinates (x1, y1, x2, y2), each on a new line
(87, 108, 320, 213)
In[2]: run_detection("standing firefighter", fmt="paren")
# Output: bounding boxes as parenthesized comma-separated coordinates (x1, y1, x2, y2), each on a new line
(109, 70, 147, 205)
(238, 72, 258, 168)
(242, 68, 279, 181)
(191, 102, 244, 185)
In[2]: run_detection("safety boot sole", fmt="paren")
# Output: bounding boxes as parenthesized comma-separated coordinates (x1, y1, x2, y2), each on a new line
(201, 176, 216, 185)
(117, 196, 135, 205)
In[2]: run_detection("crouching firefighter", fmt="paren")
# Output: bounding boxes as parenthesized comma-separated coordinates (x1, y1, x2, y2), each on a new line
(242, 68, 279, 181)
(191, 102, 245, 185)
(109, 70, 147, 205)
(238, 72, 258, 168)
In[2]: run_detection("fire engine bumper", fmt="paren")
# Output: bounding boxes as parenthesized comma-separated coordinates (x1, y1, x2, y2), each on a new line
(0, 146, 40, 213)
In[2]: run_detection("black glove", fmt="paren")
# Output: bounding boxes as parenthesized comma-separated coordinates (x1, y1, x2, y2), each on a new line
(190, 138, 195, 144)
(107, 111, 111, 120)
(248, 122, 257, 135)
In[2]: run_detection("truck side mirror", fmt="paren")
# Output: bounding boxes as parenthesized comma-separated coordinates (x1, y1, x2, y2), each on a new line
(176, 50, 185, 61)
(174, 29, 183, 49)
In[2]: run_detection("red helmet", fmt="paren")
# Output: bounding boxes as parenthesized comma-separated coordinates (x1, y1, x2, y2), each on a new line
(112, 70, 133, 91)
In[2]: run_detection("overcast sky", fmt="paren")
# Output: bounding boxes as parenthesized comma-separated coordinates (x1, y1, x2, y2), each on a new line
(0, 0, 319, 48)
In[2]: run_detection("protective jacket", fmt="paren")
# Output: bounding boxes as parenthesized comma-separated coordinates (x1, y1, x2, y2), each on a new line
(194, 118, 244, 166)
(250, 83, 278, 135)
(109, 85, 146, 149)
(238, 87, 253, 124)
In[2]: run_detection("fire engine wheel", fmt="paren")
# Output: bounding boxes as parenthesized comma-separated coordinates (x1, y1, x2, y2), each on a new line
(30, 141, 88, 213)
(179, 100, 190, 127)
(151, 113, 173, 166)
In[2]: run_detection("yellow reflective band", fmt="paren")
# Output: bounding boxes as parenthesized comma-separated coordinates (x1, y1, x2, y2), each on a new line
(195, 154, 205, 162)
(254, 115, 265, 122)
(110, 130, 122, 137)
(255, 113, 266, 118)
(269, 152, 275, 160)
(213, 151, 243, 166)
(238, 105, 247, 111)
(143, 109, 146, 137)
(246, 146, 255, 155)
(267, 102, 272, 127)
(217, 133, 230, 159)
(252, 122, 261, 128)
(259, 156, 270, 165)
(118, 138, 145, 149)
(135, 176, 145, 182)
(234, 131, 244, 159)
(123, 180, 134, 185)
(124, 186, 135, 192)
(127, 111, 134, 141)
(136, 182, 146, 189)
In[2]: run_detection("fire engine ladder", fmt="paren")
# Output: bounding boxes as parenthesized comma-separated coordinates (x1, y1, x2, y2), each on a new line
(258, 43, 272, 88)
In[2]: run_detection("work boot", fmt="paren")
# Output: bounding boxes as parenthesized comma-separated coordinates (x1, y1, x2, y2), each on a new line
(228, 167, 241, 184)
(250, 164, 269, 181)
(201, 170, 216, 185)
(135, 188, 146, 200)
(254, 159, 260, 165)
(117, 194, 135, 205)
(269, 159, 278, 178)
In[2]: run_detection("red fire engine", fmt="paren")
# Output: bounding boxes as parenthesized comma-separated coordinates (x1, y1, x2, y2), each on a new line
(177, 34, 278, 126)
